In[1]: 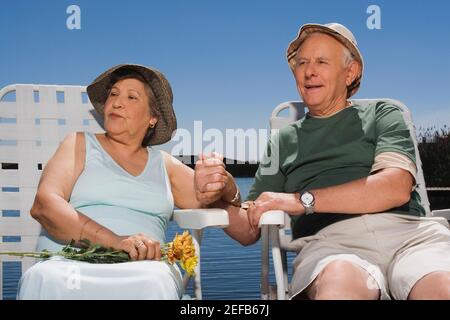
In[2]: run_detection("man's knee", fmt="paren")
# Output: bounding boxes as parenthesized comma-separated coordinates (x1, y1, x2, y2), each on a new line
(307, 260, 380, 300)
(408, 271, 450, 300)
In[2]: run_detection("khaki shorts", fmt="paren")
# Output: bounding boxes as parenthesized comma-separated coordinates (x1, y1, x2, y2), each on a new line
(289, 213, 450, 300)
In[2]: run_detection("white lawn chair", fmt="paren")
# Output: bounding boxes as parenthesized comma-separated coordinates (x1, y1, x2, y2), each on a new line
(0, 84, 229, 300)
(259, 99, 450, 300)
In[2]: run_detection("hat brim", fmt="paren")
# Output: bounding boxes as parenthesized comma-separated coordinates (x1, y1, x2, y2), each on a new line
(287, 24, 364, 98)
(87, 64, 177, 146)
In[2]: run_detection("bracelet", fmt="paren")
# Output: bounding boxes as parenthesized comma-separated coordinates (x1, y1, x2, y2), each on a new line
(227, 187, 241, 207)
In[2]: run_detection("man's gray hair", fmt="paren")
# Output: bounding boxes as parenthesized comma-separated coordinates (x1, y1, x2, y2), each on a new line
(300, 30, 355, 67)
(342, 46, 355, 67)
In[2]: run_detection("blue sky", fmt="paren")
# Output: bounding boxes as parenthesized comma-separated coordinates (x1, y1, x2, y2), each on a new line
(1, 0, 449, 159)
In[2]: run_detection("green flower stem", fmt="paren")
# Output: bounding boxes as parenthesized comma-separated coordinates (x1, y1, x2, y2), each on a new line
(0, 251, 54, 258)
(0, 240, 131, 263)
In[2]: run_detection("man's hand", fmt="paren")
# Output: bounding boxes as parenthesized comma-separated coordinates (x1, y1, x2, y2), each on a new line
(194, 152, 229, 206)
(246, 192, 304, 231)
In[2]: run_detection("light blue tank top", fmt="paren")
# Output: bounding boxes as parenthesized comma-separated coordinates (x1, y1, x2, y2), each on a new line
(29, 133, 183, 299)
(68, 132, 174, 244)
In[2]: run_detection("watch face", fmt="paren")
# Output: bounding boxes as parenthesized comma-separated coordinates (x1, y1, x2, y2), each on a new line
(301, 192, 314, 205)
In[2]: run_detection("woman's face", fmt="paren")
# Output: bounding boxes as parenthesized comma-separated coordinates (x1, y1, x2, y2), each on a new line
(103, 78, 157, 142)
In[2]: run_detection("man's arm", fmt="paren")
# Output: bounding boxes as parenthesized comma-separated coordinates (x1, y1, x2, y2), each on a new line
(212, 200, 261, 246)
(246, 167, 413, 229)
(312, 167, 413, 214)
(197, 162, 412, 244)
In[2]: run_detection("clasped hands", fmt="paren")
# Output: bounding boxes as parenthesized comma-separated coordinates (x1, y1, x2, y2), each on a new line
(194, 152, 305, 231)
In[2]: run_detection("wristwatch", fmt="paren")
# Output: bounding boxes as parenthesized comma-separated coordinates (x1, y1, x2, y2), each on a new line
(300, 191, 315, 215)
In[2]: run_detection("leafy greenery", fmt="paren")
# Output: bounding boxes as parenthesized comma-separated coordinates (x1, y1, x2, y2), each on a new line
(418, 125, 450, 187)
(0, 239, 130, 264)
(0, 231, 198, 276)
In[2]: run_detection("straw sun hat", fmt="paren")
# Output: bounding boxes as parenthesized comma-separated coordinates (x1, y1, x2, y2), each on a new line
(87, 64, 177, 146)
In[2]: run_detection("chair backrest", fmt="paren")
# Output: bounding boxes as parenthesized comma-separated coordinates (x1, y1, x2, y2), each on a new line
(0, 84, 103, 299)
(269, 99, 432, 250)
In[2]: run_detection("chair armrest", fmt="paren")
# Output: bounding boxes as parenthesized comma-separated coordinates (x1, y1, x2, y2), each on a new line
(259, 210, 285, 228)
(173, 209, 229, 230)
(432, 209, 450, 221)
(174, 208, 228, 300)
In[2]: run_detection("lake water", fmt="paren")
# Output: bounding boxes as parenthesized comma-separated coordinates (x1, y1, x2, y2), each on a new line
(2, 177, 295, 300)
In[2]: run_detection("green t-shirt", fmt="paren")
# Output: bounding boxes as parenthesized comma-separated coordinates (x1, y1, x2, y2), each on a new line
(247, 101, 426, 239)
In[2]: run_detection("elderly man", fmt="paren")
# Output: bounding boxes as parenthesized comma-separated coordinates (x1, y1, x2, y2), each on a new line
(194, 23, 450, 300)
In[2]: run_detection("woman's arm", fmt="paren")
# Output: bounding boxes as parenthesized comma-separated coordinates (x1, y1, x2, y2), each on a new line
(30, 133, 118, 247)
(162, 151, 205, 208)
(31, 133, 164, 260)
(163, 151, 239, 209)
(163, 151, 258, 245)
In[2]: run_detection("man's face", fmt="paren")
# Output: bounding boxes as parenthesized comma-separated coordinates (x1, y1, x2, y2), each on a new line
(293, 33, 356, 111)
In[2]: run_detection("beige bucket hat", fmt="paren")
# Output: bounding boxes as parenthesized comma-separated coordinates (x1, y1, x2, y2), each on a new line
(87, 64, 177, 146)
(286, 23, 364, 98)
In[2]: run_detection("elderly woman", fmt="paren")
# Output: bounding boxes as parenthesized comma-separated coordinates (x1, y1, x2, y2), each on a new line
(18, 64, 237, 299)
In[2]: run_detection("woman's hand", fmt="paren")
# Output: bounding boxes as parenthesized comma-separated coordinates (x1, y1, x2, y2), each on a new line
(112, 233, 161, 261)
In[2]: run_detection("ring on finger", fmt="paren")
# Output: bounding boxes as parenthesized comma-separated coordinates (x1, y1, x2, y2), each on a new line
(135, 240, 145, 249)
